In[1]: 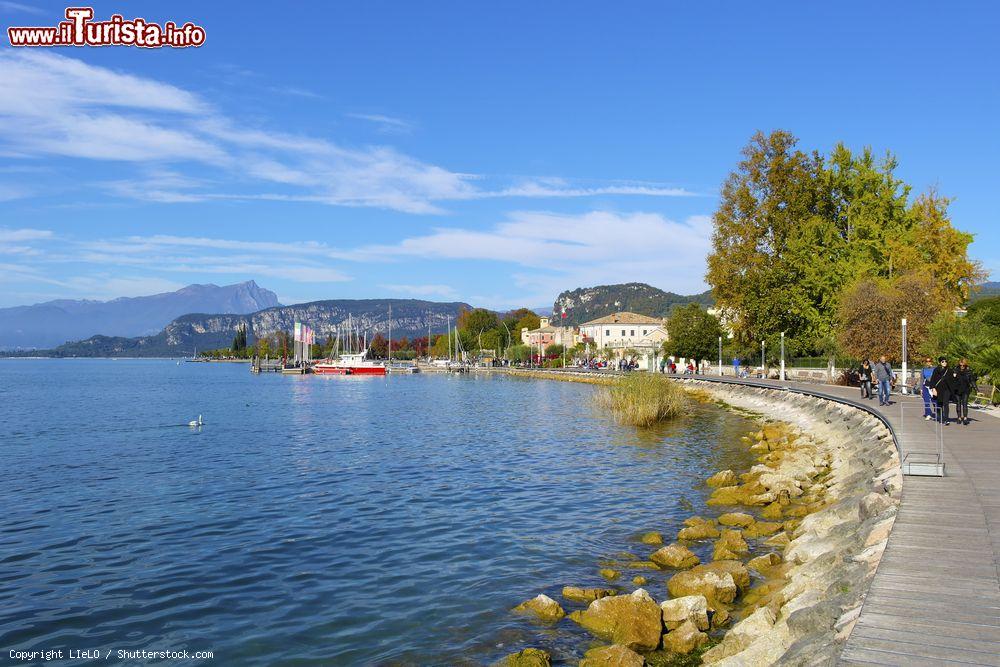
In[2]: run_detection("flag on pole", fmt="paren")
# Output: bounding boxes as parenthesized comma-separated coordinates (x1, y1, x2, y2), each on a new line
(294, 322, 302, 342)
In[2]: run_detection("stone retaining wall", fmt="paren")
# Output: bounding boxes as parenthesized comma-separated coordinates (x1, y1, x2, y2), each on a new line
(678, 379, 901, 665)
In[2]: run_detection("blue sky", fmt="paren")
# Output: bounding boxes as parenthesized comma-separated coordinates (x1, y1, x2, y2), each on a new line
(1, 1, 997, 309)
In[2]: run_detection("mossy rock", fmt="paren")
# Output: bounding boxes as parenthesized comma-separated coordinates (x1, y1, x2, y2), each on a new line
(513, 594, 565, 623)
(579, 644, 644, 667)
(600, 568, 621, 581)
(760, 502, 784, 520)
(706, 470, 738, 487)
(650, 543, 700, 569)
(640, 531, 664, 545)
(563, 586, 617, 603)
(742, 521, 782, 539)
(495, 648, 551, 667)
(717, 512, 755, 528)
(573, 589, 663, 652)
(677, 523, 720, 541)
(712, 530, 749, 560)
(632, 575, 648, 586)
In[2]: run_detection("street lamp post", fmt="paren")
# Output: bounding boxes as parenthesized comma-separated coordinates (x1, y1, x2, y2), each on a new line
(780, 331, 786, 382)
(718, 336, 723, 376)
(901, 318, 908, 394)
(761, 340, 765, 378)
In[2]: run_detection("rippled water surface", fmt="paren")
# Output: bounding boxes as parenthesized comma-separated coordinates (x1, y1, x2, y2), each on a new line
(0, 360, 758, 665)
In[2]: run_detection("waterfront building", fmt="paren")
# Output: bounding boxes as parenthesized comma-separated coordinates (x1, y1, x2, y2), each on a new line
(520, 316, 577, 349)
(577, 312, 668, 369)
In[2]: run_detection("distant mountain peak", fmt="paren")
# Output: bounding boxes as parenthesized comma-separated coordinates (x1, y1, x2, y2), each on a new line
(0, 280, 281, 350)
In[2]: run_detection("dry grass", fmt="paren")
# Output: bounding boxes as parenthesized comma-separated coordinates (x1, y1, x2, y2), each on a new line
(596, 373, 686, 426)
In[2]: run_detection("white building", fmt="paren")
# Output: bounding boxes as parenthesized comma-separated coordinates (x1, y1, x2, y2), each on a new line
(578, 312, 668, 369)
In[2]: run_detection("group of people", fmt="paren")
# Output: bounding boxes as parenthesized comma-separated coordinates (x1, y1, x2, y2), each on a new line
(857, 356, 896, 406)
(922, 357, 977, 426)
(857, 355, 977, 426)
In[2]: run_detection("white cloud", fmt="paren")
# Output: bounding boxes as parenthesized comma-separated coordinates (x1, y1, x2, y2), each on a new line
(0, 51, 697, 212)
(347, 113, 414, 133)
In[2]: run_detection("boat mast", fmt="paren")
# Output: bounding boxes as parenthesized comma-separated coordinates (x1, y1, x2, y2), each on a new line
(388, 303, 392, 364)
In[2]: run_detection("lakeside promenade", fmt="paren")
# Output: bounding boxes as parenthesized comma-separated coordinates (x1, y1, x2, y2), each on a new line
(514, 368, 1000, 665)
(685, 375, 1000, 665)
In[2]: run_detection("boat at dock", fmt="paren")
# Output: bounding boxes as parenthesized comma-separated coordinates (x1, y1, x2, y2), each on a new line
(314, 352, 386, 376)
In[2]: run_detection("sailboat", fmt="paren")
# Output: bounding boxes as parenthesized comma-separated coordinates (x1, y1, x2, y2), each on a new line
(313, 314, 386, 375)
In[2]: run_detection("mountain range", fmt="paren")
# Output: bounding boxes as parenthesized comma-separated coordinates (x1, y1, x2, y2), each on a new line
(46, 299, 471, 357)
(553, 282, 714, 326)
(0, 280, 279, 350)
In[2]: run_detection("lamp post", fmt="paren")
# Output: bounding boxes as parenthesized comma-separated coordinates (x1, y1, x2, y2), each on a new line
(761, 340, 765, 378)
(901, 318, 908, 394)
(718, 336, 723, 376)
(780, 331, 786, 382)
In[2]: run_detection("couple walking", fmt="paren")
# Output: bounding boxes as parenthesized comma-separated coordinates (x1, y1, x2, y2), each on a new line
(922, 357, 977, 426)
(858, 356, 895, 406)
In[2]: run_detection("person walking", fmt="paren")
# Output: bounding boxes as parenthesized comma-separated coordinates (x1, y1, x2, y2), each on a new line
(873, 355, 894, 406)
(928, 357, 958, 425)
(858, 359, 874, 400)
(954, 359, 977, 426)
(920, 357, 936, 420)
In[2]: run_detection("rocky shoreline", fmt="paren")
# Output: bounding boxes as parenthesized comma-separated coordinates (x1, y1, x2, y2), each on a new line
(499, 375, 901, 666)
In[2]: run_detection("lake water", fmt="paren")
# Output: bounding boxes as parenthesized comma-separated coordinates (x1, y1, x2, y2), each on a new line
(0, 360, 758, 665)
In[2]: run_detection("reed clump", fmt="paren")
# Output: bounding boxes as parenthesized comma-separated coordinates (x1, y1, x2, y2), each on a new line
(597, 373, 686, 426)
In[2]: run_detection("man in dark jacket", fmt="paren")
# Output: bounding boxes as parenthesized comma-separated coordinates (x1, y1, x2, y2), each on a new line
(928, 357, 958, 425)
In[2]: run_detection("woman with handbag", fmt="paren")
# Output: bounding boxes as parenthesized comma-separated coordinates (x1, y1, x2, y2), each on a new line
(928, 357, 958, 425)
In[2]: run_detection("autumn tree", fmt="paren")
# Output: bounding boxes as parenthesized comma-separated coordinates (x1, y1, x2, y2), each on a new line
(837, 273, 948, 363)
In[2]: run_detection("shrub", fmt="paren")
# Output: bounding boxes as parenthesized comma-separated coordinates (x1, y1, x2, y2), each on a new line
(596, 373, 686, 426)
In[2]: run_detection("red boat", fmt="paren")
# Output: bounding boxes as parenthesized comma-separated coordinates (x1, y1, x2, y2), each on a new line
(313, 352, 386, 376)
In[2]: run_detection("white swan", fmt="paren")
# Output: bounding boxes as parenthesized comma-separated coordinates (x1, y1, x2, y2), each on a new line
(188, 414, 203, 427)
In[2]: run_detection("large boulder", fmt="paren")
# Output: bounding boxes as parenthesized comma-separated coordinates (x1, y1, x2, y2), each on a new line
(572, 589, 664, 652)
(661, 619, 709, 655)
(513, 594, 565, 622)
(701, 607, 776, 663)
(495, 648, 551, 667)
(706, 470, 738, 487)
(713, 529, 749, 560)
(742, 521, 783, 539)
(746, 552, 782, 574)
(578, 644, 645, 667)
(717, 512, 755, 528)
(660, 594, 709, 631)
(859, 492, 895, 520)
(562, 586, 616, 604)
(677, 522, 721, 541)
(667, 570, 737, 606)
(650, 543, 699, 569)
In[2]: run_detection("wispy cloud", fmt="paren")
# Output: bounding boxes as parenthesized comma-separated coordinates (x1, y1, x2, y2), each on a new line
(347, 113, 414, 133)
(0, 51, 696, 212)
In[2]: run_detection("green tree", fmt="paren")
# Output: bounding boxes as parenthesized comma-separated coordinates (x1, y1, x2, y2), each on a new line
(663, 303, 723, 361)
(544, 343, 565, 358)
(707, 130, 983, 356)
